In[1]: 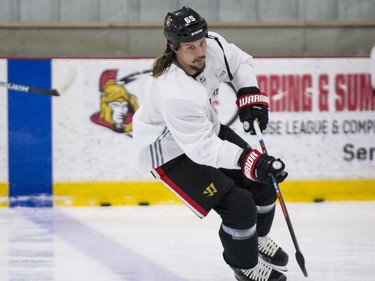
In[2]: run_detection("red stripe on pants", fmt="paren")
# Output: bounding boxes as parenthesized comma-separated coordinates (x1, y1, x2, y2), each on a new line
(154, 167, 208, 218)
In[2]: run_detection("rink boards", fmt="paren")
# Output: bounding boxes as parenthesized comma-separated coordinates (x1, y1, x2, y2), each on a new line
(0, 58, 374, 207)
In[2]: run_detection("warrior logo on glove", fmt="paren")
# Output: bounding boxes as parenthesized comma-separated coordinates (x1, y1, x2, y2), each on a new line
(236, 87, 269, 134)
(238, 148, 288, 185)
(236, 93, 269, 108)
(242, 149, 262, 181)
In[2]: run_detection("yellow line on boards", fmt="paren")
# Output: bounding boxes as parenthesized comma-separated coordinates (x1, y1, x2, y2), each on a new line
(0, 183, 9, 207)
(1, 180, 374, 208)
(53, 179, 375, 207)
(53, 181, 181, 207)
(281, 179, 375, 202)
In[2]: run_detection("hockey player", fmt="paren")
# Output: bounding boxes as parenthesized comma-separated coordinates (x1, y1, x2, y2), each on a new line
(133, 6, 289, 281)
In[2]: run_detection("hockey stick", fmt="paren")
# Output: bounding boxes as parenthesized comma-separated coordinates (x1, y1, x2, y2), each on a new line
(0, 81, 60, 96)
(249, 119, 308, 278)
(119, 69, 152, 85)
(0, 64, 77, 97)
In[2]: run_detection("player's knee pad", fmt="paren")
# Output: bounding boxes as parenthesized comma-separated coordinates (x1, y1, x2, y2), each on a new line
(215, 187, 257, 230)
(251, 182, 277, 206)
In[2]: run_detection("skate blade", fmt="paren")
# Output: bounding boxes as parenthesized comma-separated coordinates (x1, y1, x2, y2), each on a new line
(259, 257, 288, 272)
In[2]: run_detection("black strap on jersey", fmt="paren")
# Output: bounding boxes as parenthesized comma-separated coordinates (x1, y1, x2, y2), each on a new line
(207, 35, 234, 81)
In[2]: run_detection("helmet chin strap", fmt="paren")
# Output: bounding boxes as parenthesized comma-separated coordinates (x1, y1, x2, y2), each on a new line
(172, 42, 179, 51)
(167, 40, 179, 52)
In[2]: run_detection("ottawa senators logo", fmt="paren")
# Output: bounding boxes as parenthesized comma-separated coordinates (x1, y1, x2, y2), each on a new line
(90, 69, 140, 137)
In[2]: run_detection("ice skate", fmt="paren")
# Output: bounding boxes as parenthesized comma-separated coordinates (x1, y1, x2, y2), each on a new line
(230, 259, 287, 281)
(258, 235, 288, 272)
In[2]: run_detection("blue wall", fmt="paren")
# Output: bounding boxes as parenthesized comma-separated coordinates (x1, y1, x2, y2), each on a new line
(8, 59, 53, 207)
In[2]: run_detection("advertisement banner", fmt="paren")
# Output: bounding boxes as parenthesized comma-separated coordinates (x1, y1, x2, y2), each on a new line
(52, 58, 374, 182)
(251, 58, 374, 180)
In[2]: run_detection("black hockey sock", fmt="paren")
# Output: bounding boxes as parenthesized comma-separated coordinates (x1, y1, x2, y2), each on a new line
(256, 204, 275, 237)
(219, 224, 258, 269)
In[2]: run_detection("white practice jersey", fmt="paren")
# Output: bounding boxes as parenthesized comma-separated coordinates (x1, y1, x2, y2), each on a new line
(133, 32, 259, 173)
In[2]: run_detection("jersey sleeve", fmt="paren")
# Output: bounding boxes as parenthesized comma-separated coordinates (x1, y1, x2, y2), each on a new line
(161, 96, 241, 170)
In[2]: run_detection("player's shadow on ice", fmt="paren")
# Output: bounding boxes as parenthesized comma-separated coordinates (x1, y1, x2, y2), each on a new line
(19, 208, 188, 281)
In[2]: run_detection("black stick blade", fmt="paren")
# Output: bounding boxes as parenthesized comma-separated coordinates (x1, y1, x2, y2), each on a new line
(29, 87, 60, 96)
(295, 251, 308, 277)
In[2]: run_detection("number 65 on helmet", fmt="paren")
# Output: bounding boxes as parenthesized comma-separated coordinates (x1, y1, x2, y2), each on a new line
(164, 6, 208, 51)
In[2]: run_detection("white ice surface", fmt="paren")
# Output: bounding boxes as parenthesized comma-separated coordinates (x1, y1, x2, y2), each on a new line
(0, 202, 374, 281)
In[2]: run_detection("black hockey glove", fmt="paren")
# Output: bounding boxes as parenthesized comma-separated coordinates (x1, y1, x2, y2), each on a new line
(238, 148, 288, 185)
(236, 87, 269, 135)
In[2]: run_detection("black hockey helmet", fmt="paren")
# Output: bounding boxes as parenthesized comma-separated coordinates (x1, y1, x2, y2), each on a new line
(164, 6, 208, 50)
